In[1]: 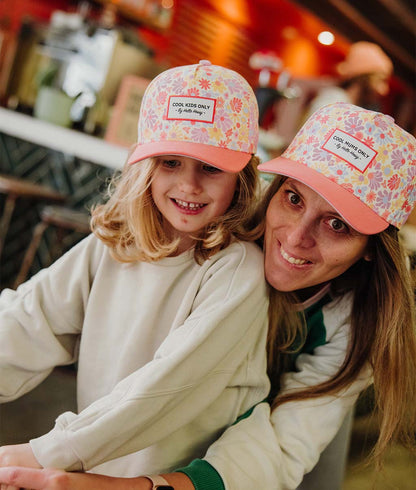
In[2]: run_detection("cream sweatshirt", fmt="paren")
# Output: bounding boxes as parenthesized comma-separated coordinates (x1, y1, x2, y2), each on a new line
(0, 234, 269, 476)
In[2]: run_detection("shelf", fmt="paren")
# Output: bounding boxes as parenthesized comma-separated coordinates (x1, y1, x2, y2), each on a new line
(0, 107, 129, 170)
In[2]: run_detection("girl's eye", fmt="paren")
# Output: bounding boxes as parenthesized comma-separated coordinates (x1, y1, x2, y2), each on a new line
(328, 217, 348, 233)
(202, 164, 222, 174)
(287, 190, 301, 205)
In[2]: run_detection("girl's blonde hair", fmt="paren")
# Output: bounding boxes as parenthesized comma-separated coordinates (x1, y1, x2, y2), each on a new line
(90, 155, 260, 264)
(253, 175, 416, 466)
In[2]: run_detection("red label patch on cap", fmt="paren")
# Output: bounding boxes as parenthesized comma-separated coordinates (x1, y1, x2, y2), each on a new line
(167, 96, 216, 123)
(322, 129, 377, 172)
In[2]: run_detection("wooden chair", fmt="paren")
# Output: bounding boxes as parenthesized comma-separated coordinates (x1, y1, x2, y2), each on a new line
(0, 174, 66, 261)
(14, 204, 91, 288)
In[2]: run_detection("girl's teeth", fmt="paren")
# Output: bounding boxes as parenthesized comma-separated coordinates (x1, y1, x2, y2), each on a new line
(175, 199, 205, 209)
(281, 247, 308, 265)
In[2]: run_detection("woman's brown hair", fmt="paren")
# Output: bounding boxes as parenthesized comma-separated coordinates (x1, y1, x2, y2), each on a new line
(254, 175, 416, 465)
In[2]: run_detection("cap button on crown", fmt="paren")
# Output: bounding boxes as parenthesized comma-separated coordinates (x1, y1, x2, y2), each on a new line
(198, 60, 212, 66)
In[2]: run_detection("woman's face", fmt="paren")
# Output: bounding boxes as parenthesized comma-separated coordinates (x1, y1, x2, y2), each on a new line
(264, 178, 370, 298)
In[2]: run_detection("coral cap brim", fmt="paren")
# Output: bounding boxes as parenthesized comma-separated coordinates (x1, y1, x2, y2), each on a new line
(127, 141, 252, 172)
(258, 157, 389, 235)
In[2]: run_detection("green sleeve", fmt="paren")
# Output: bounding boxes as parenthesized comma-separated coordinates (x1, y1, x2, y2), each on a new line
(175, 405, 263, 489)
(176, 459, 225, 490)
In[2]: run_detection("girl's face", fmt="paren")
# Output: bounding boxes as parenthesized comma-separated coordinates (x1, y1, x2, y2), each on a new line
(151, 156, 238, 253)
(264, 178, 370, 298)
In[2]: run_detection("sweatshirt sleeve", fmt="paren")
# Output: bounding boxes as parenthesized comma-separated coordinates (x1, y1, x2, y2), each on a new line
(0, 235, 98, 402)
(30, 242, 269, 471)
(179, 296, 372, 490)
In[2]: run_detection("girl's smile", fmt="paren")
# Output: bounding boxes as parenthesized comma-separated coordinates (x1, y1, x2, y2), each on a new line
(264, 178, 370, 298)
(151, 156, 238, 253)
(171, 198, 207, 214)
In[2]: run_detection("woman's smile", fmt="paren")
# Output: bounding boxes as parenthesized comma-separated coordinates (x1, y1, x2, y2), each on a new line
(280, 245, 311, 266)
(264, 179, 370, 295)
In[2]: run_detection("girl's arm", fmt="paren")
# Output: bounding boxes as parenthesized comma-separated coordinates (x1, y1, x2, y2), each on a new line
(0, 235, 99, 403)
(28, 243, 269, 472)
(0, 364, 368, 490)
(0, 443, 41, 470)
(0, 344, 370, 490)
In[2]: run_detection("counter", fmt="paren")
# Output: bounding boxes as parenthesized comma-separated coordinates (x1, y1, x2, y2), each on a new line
(0, 107, 129, 169)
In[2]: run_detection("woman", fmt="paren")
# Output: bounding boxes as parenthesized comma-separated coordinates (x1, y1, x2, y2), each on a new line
(304, 41, 393, 120)
(1, 102, 415, 490)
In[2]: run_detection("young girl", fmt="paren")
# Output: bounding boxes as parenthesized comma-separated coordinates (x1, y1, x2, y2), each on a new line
(7, 102, 415, 490)
(0, 61, 270, 479)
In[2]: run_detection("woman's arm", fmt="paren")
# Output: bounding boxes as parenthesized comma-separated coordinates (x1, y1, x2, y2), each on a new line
(0, 467, 151, 490)
(177, 292, 374, 490)
(0, 467, 194, 490)
(178, 340, 372, 490)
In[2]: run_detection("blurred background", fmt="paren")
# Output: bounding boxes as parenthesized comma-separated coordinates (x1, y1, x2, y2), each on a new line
(0, 0, 415, 141)
(0, 1, 415, 488)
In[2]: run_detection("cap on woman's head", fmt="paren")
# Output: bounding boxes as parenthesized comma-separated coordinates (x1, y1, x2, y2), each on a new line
(258, 102, 416, 234)
(127, 60, 259, 172)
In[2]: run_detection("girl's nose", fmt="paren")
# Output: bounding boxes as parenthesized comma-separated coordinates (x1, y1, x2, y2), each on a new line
(286, 218, 316, 249)
(178, 167, 202, 194)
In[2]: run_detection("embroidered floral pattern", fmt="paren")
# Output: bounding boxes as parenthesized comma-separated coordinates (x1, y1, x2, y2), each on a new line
(137, 61, 258, 155)
(281, 102, 416, 229)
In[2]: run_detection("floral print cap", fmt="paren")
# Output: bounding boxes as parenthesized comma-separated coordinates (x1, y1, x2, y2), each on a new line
(258, 102, 416, 234)
(127, 60, 259, 172)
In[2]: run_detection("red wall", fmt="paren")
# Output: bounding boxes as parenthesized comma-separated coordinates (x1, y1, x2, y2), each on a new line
(0, 0, 70, 31)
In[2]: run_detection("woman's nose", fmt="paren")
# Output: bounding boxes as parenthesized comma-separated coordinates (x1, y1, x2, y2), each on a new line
(286, 218, 316, 249)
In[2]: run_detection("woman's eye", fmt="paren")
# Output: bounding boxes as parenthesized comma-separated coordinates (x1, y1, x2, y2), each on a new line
(161, 159, 180, 168)
(328, 218, 348, 232)
(287, 191, 301, 205)
(202, 164, 222, 174)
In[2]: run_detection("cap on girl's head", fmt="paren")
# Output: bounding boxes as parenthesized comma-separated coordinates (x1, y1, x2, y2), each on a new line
(258, 102, 416, 234)
(127, 60, 259, 172)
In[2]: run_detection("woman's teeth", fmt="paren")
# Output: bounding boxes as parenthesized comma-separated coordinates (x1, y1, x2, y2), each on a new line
(174, 199, 205, 210)
(281, 247, 308, 265)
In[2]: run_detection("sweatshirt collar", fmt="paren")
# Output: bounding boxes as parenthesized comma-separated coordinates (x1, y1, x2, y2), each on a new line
(294, 282, 332, 311)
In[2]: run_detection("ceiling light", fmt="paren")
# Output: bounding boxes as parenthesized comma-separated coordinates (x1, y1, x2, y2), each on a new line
(318, 31, 335, 45)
